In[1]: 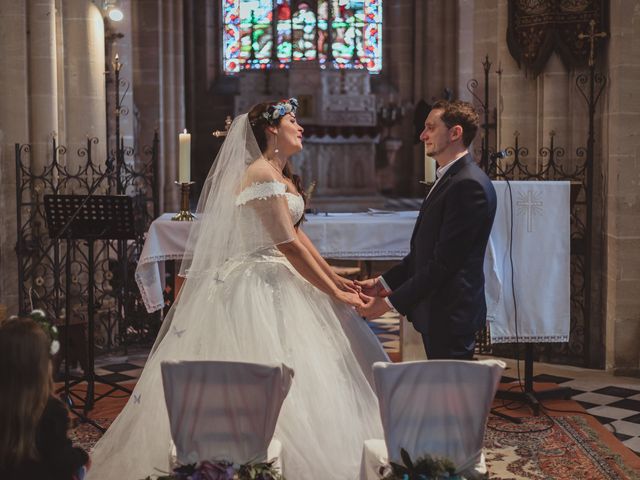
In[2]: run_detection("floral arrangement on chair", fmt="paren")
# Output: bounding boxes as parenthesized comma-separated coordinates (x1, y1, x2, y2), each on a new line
(144, 459, 284, 480)
(379, 448, 465, 480)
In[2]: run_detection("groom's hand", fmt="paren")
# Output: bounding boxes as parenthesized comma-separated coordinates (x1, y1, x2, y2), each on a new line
(355, 278, 389, 297)
(356, 293, 391, 320)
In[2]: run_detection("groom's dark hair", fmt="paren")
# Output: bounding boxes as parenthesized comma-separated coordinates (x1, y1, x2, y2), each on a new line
(431, 100, 479, 148)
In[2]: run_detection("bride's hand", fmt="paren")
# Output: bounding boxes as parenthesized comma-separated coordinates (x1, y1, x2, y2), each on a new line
(355, 278, 388, 297)
(334, 289, 365, 308)
(333, 274, 360, 294)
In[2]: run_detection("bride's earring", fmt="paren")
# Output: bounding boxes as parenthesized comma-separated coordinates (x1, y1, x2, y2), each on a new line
(274, 135, 279, 154)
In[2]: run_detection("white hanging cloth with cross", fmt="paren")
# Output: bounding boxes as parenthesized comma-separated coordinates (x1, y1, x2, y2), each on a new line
(484, 181, 571, 343)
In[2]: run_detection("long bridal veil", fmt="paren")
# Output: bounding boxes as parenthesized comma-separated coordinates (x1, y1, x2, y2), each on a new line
(152, 114, 297, 352)
(88, 113, 386, 480)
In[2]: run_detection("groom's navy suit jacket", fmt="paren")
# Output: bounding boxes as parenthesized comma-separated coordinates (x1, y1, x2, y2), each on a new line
(383, 154, 496, 339)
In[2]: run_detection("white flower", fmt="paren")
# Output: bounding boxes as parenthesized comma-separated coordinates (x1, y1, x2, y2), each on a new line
(50, 340, 60, 356)
(51, 326, 58, 334)
(186, 451, 200, 464)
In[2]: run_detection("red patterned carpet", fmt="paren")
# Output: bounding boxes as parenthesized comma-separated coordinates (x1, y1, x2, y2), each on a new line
(485, 415, 640, 479)
(65, 383, 640, 480)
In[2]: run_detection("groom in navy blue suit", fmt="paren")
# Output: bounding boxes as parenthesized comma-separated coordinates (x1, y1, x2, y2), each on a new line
(357, 100, 496, 360)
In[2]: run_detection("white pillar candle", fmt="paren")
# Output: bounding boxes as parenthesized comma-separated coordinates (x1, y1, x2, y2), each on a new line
(496, 61, 502, 151)
(424, 143, 436, 183)
(179, 129, 191, 183)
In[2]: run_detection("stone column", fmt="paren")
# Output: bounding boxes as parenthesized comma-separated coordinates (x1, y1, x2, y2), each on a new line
(406, 0, 460, 196)
(0, 1, 30, 313)
(105, 0, 135, 164)
(60, 0, 106, 171)
(496, 2, 537, 164)
(132, 0, 185, 212)
(191, 0, 232, 194)
(382, 0, 458, 195)
(28, 0, 59, 174)
(457, 0, 475, 104)
(536, 53, 570, 173)
(132, 0, 161, 194)
(603, 0, 640, 376)
(158, 0, 185, 211)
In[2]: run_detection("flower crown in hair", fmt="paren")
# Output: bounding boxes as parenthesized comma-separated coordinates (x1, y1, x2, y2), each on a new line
(9, 309, 60, 355)
(262, 98, 299, 125)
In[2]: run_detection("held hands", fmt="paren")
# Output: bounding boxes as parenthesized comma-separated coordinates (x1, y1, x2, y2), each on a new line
(335, 276, 391, 311)
(355, 277, 389, 297)
(334, 289, 365, 308)
(333, 274, 361, 294)
(356, 293, 392, 319)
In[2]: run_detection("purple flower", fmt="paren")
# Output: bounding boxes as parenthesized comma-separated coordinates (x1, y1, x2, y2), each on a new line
(194, 461, 237, 480)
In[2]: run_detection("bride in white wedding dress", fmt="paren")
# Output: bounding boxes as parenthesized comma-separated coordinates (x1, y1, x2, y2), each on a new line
(87, 99, 387, 480)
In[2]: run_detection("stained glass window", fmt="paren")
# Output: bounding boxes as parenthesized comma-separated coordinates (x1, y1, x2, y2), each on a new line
(222, 0, 383, 73)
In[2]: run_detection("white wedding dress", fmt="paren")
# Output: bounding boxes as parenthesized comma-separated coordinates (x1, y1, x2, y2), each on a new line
(88, 181, 387, 480)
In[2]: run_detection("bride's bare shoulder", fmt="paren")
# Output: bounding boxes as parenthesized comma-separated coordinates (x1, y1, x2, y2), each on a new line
(242, 158, 281, 186)
(245, 157, 270, 175)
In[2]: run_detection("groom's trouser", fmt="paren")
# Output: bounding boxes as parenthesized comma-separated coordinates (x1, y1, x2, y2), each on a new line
(421, 330, 475, 360)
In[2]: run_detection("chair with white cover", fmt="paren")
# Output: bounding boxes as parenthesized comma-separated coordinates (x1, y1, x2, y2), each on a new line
(360, 359, 505, 480)
(161, 360, 294, 474)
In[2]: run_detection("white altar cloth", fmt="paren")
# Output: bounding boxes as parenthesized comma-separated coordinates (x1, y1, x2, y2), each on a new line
(135, 211, 418, 313)
(484, 181, 570, 343)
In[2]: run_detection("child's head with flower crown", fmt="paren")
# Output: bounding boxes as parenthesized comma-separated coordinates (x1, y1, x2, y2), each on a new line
(0, 313, 54, 468)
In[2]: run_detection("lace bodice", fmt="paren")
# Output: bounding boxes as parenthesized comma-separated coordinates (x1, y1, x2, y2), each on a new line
(284, 192, 305, 225)
(236, 181, 304, 225)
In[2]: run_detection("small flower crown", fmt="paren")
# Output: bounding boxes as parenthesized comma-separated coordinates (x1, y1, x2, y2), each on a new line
(258, 98, 299, 126)
(10, 309, 60, 356)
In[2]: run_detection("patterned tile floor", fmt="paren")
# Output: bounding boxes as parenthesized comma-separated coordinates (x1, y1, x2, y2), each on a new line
(562, 378, 640, 455)
(90, 315, 640, 457)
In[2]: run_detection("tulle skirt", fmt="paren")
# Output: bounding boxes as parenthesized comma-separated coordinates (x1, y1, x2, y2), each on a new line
(88, 253, 387, 480)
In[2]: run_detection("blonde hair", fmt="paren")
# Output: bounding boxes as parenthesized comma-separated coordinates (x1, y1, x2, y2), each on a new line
(0, 317, 53, 468)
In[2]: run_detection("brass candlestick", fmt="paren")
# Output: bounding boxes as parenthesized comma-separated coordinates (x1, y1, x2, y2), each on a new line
(172, 181, 196, 221)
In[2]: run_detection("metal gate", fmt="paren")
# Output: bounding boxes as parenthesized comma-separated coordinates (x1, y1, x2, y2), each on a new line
(469, 56, 605, 367)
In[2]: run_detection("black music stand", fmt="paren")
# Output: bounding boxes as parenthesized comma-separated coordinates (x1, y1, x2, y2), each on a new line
(45, 194, 136, 430)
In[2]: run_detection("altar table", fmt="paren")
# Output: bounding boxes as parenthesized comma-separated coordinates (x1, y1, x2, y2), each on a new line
(135, 211, 418, 313)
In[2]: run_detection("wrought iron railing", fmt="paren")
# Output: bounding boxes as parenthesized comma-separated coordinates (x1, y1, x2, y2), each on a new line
(14, 132, 160, 351)
(467, 55, 605, 367)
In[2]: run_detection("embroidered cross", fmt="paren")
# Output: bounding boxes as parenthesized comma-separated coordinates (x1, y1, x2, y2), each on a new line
(516, 190, 543, 233)
(133, 393, 141, 404)
(578, 19, 607, 67)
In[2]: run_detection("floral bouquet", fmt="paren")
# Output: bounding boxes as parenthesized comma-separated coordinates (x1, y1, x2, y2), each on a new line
(143, 459, 284, 480)
(379, 448, 466, 480)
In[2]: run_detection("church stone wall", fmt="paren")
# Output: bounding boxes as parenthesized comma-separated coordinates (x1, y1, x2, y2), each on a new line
(468, 0, 640, 374)
(456, 0, 613, 368)
(0, 0, 29, 315)
(603, 0, 640, 376)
